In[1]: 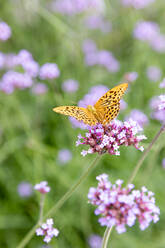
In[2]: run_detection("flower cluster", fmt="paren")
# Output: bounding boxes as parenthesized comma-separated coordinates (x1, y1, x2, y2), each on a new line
(76, 120, 147, 156)
(51, 0, 104, 15)
(146, 66, 162, 82)
(133, 21, 165, 53)
(125, 109, 149, 127)
(82, 39, 120, 72)
(0, 49, 60, 94)
(34, 181, 51, 194)
(17, 182, 33, 198)
(88, 174, 160, 233)
(62, 79, 79, 93)
(0, 21, 11, 41)
(36, 218, 59, 243)
(121, 0, 155, 9)
(150, 95, 165, 123)
(84, 15, 112, 33)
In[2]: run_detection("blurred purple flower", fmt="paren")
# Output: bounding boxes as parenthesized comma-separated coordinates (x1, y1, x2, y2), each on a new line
(124, 72, 138, 82)
(150, 34, 165, 53)
(88, 234, 102, 248)
(0, 71, 33, 94)
(146, 66, 162, 82)
(159, 78, 165, 88)
(82, 39, 97, 54)
(17, 49, 33, 64)
(32, 83, 48, 95)
(133, 21, 159, 42)
(52, 0, 104, 15)
(0, 52, 5, 69)
(34, 181, 51, 194)
(125, 109, 149, 127)
(70, 85, 109, 129)
(17, 182, 33, 198)
(39, 63, 60, 80)
(162, 158, 165, 169)
(159, 95, 165, 111)
(149, 96, 165, 124)
(0, 21, 12, 41)
(62, 79, 79, 93)
(84, 15, 112, 33)
(88, 174, 160, 233)
(120, 99, 128, 111)
(57, 149, 72, 164)
(22, 60, 39, 78)
(36, 218, 59, 243)
(121, 0, 155, 9)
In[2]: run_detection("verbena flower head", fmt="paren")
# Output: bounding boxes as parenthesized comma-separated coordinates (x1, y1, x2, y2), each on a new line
(32, 83, 48, 95)
(158, 95, 165, 111)
(0, 21, 12, 41)
(88, 174, 160, 233)
(121, 0, 155, 9)
(124, 72, 138, 82)
(146, 66, 162, 82)
(150, 96, 165, 123)
(58, 149, 72, 164)
(162, 158, 165, 169)
(62, 79, 79, 93)
(88, 234, 102, 248)
(125, 109, 149, 127)
(76, 120, 147, 156)
(159, 78, 165, 88)
(34, 181, 50, 194)
(39, 63, 60, 80)
(84, 15, 112, 33)
(36, 218, 59, 243)
(17, 182, 33, 198)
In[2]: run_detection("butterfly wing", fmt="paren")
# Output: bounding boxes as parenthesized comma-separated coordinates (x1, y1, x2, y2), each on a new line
(53, 106, 98, 126)
(94, 83, 128, 124)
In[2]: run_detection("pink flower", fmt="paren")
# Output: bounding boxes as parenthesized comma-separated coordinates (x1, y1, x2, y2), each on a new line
(124, 72, 138, 82)
(76, 120, 147, 156)
(159, 78, 165, 88)
(0, 21, 12, 41)
(62, 79, 79, 93)
(17, 182, 33, 198)
(32, 83, 48, 95)
(150, 95, 165, 123)
(36, 218, 59, 243)
(125, 109, 149, 127)
(88, 175, 160, 233)
(39, 63, 60, 80)
(34, 181, 50, 194)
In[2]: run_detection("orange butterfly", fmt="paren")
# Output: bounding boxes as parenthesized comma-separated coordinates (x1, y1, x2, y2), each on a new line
(53, 83, 128, 126)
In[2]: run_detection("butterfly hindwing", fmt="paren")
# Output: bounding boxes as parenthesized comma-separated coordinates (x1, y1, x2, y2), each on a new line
(53, 106, 98, 126)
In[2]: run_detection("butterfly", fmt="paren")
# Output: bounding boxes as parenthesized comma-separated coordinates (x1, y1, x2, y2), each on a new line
(53, 83, 128, 126)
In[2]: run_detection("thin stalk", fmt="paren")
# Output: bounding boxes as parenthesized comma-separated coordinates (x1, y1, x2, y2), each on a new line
(39, 195, 45, 224)
(17, 154, 101, 248)
(101, 226, 113, 248)
(101, 124, 165, 248)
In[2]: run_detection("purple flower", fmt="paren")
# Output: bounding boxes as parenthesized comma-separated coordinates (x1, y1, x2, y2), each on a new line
(0, 21, 12, 41)
(159, 78, 165, 88)
(120, 99, 128, 111)
(84, 15, 112, 33)
(88, 234, 102, 248)
(22, 60, 39, 77)
(133, 21, 159, 42)
(36, 218, 59, 243)
(158, 95, 165, 111)
(88, 174, 160, 233)
(125, 109, 149, 127)
(162, 158, 165, 169)
(150, 96, 165, 123)
(62, 79, 79, 93)
(121, 0, 155, 9)
(57, 149, 72, 164)
(146, 66, 162, 82)
(82, 39, 97, 54)
(32, 83, 48, 95)
(17, 49, 33, 64)
(0, 52, 5, 69)
(76, 120, 147, 156)
(34, 181, 50, 194)
(39, 63, 60, 80)
(124, 72, 138, 82)
(17, 182, 33, 198)
(150, 34, 165, 53)
(70, 85, 109, 129)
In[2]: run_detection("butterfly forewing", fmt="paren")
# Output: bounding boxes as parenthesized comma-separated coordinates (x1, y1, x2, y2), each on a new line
(53, 106, 98, 126)
(94, 83, 128, 124)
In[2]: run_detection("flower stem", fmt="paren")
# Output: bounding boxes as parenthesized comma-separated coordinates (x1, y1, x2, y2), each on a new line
(39, 194, 45, 224)
(17, 154, 101, 248)
(101, 124, 165, 248)
(101, 226, 113, 248)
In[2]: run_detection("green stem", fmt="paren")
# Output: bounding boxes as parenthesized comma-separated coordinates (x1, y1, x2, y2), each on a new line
(17, 154, 101, 248)
(101, 124, 165, 248)
(39, 195, 45, 224)
(101, 226, 113, 248)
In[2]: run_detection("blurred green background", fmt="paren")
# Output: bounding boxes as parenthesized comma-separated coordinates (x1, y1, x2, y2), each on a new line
(0, 0, 165, 247)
